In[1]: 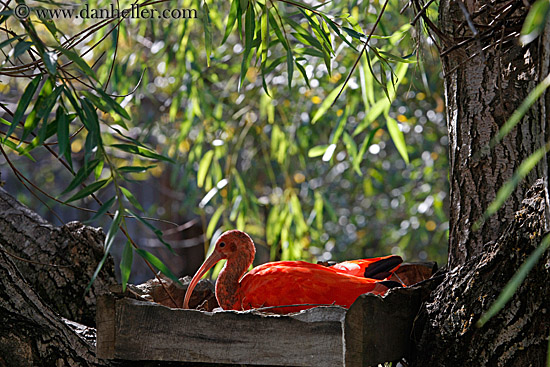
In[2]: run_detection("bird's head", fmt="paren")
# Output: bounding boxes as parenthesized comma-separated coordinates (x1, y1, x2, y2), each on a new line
(212, 229, 255, 258)
(183, 230, 256, 309)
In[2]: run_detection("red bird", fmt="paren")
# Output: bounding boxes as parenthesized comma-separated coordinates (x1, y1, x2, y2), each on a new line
(183, 230, 402, 314)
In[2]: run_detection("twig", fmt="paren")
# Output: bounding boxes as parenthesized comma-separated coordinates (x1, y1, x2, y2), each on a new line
(457, 0, 479, 37)
(330, 0, 391, 109)
(245, 303, 342, 312)
(410, 0, 438, 26)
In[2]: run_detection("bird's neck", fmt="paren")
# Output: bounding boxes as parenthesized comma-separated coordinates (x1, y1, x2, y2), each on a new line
(216, 250, 255, 310)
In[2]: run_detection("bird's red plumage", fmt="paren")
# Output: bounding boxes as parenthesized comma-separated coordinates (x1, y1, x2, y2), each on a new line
(236, 261, 389, 313)
(183, 230, 402, 314)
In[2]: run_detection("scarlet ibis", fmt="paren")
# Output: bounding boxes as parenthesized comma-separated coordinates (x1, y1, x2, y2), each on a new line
(183, 230, 402, 313)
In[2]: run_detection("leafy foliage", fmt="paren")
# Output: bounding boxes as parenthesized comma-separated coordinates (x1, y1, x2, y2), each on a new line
(0, 0, 448, 287)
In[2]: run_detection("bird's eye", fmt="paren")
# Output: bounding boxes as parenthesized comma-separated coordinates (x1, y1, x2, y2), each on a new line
(219, 242, 226, 248)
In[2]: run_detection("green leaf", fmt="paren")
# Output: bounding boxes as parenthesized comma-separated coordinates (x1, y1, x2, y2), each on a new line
(520, 0, 550, 45)
(1, 134, 35, 160)
(85, 210, 122, 293)
(43, 51, 58, 75)
(118, 165, 157, 173)
(269, 10, 289, 50)
(82, 89, 130, 121)
(19, 119, 58, 155)
(222, 0, 240, 43)
(311, 83, 345, 124)
(197, 150, 214, 188)
(120, 186, 145, 212)
(0, 35, 23, 50)
(62, 88, 86, 129)
(105, 209, 123, 251)
(320, 14, 357, 51)
(261, 4, 269, 64)
(94, 159, 104, 180)
(377, 49, 417, 64)
(61, 159, 101, 195)
(240, 0, 248, 16)
(84, 196, 116, 224)
(54, 46, 98, 81)
(65, 178, 110, 203)
(13, 41, 32, 60)
(298, 9, 332, 54)
(286, 47, 294, 89)
(42, 19, 60, 41)
(80, 97, 100, 136)
(20, 104, 40, 144)
(290, 192, 307, 235)
(341, 26, 365, 40)
(135, 249, 182, 287)
(264, 55, 286, 74)
(291, 32, 324, 53)
(313, 191, 324, 230)
(240, 2, 255, 88)
(360, 54, 376, 106)
(111, 144, 175, 163)
(342, 132, 357, 160)
(202, 1, 212, 66)
(308, 145, 329, 158)
(4, 75, 42, 142)
(353, 97, 391, 136)
(331, 108, 348, 144)
(28, 85, 63, 143)
(386, 114, 409, 164)
(120, 240, 134, 292)
(126, 209, 175, 254)
(476, 233, 550, 327)
(295, 61, 311, 88)
(56, 107, 69, 157)
(207, 205, 225, 238)
(94, 88, 130, 120)
(229, 196, 242, 221)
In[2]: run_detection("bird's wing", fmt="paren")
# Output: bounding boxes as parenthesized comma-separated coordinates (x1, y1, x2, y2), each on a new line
(331, 255, 403, 279)
(237, 262, 394, 313)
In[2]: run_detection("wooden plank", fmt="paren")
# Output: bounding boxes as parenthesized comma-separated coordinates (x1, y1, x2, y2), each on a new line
(96, 294, 116, 359)
(344, 286, 424, 366)
(107, 297, 346, 367)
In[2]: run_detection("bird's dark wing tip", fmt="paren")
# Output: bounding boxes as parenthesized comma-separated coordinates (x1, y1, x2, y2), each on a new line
(363, 255, 403, 278)
(369, 271, 392, 280)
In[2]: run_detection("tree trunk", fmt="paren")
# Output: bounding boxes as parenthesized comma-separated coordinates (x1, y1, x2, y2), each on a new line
(0, 241, 110, 367)
(0, 187, 117, 327)
(440, 0, 550, 267)
(412, 179, 550, 366)
(0, 187, 118, 365)
(411, 0, 550, 364)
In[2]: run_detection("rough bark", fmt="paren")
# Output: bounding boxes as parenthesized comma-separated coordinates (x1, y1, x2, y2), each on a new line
(0, 187, 117, 326)
(0, 241, 110, 367)
(439, 0, 550, 267)
(412, 179, 550, 366)
(0, 238, 215, 367)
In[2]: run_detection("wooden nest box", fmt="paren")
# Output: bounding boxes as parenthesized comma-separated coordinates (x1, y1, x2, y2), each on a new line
(96, 263, 436, 367)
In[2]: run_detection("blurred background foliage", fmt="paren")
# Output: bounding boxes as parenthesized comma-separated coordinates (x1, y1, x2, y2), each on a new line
(0, 0, 448, 284)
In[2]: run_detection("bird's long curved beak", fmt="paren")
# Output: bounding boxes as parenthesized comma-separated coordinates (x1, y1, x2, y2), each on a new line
(183, 250, 224, 309)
